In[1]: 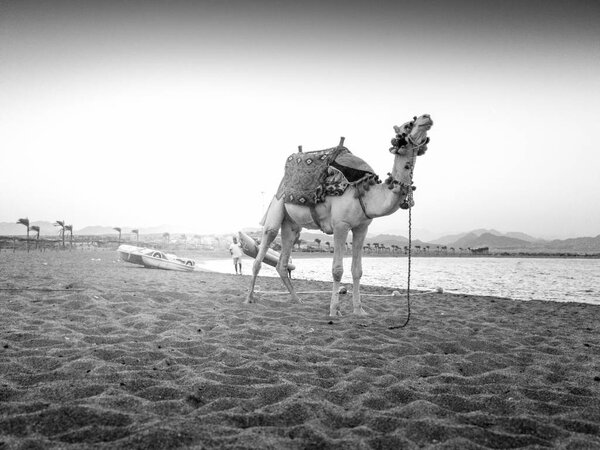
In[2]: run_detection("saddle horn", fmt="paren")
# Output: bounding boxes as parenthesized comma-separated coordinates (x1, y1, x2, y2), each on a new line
(338, 137, 345, 147)
(298, 145, 303, 153)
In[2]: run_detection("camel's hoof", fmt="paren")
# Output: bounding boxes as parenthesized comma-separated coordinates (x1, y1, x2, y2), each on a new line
(290, 296, 303, 304)
(353, 308, 368, 316)
(329, 309, 342, 318)
(244, 295, 255, 304)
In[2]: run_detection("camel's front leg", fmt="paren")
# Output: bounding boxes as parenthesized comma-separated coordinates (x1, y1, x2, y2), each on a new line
(245, 228, 278, 303)
(277, 218, 302, 303)
(246, 196, 285, 303)
(330, 224, 350, 317)
(351, 224, 369, 316)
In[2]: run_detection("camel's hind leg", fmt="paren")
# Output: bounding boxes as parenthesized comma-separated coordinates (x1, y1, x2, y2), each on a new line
(277, 217, 302, 303)
(245, 196, 285, 304)
(329, 223, 350, 317)
(350, 223, 369, 316)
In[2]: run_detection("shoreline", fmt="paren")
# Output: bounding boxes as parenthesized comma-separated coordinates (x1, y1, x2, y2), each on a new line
(1, 250, 600, 448)
(3, 240, 599, 260)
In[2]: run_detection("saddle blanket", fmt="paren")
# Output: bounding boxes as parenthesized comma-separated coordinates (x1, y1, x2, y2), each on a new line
(276, 146, 376, 206)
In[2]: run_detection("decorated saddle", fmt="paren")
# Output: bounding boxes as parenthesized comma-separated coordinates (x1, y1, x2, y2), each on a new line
(276, 143, 380, 206)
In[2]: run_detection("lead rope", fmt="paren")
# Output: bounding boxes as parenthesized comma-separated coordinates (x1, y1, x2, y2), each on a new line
(389, 182, 413, 329)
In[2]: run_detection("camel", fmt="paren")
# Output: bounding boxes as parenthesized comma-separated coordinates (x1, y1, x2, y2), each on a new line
(245, 114, 434, 316)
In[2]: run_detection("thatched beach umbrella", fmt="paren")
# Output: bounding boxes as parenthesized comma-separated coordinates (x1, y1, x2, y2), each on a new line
(30, 225, 40, 250)
(17, 218, 30, 252)
(113, 227, 122, 244)
(65, 225, 73, 249)
(55, 220, 66, 248)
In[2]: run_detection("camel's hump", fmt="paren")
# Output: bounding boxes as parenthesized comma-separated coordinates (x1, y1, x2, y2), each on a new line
(276, 147, 377, 206)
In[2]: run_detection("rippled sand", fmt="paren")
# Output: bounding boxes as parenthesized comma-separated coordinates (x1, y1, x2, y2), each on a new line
(1, 250, 600, 449)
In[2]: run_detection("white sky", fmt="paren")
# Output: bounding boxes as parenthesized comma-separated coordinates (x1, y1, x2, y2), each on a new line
(1, 0, 599, 239)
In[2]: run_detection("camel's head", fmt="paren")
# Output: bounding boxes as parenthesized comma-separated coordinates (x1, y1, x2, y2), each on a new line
(391, 114, 433, 156)
(387, 114, 433, 209)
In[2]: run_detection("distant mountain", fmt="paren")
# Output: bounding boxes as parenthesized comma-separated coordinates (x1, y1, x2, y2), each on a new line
(449, 232, 533, 250)
(432, 229, 540, 246)
(75, 224, 199, 236)
(542, 235, 600, 253)
(471, 228, 503, 237)
(505, 231, 540, 242)
(76, 225, 127, 235)
(379, 228, 441, 242)
(367, 234, 409, 246)
(430, 232, 469, 246)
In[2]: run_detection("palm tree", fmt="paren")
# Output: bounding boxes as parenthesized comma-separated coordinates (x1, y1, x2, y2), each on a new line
(65, 225, 73, 249)
(17, 218, 30, 252)
(30, 225, 40, 250)
(314, 238, 321, 251)
(324, 241, 331, 253)
(55, 220, 66, 248)
(113, 227, 122, 244)
(132, 229, 139, 243)
(162, 232, 170, 245)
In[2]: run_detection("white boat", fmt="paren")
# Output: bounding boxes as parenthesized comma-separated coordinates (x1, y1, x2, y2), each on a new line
(118, 245, 156, 265)
(140, 252, 195, 272)
(118, 245, 195, 272)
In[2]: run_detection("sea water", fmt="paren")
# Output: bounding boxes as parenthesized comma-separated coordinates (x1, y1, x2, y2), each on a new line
(199, 256, 600, 305)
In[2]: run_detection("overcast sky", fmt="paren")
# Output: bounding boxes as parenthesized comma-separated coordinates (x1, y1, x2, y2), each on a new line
(1, 0, 599, 239)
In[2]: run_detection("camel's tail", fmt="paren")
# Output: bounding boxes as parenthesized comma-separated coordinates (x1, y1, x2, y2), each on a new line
(259, 204, 269, 226)
(260, 194, 277, 226)
(260, 194, 286, 229)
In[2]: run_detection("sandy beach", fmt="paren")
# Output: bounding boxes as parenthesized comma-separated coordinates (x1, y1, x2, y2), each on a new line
(1, 250, 600, 449)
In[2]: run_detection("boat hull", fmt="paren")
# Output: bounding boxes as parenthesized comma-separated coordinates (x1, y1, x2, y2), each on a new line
(118, 245, 151, 265)
(238, 231, 295, 270)
(141, 254, 195, 272)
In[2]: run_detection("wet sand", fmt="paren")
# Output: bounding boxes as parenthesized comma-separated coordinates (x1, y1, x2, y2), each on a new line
(1, 250, 600, 449)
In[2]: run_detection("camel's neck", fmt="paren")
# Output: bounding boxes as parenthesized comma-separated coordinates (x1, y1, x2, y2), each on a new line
(362, 183, 404, 218)
(362, 152, 417, 218)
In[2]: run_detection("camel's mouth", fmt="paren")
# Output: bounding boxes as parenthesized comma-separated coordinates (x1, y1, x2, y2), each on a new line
(414, 115, 434, 131)
(417, 120, 433, 131)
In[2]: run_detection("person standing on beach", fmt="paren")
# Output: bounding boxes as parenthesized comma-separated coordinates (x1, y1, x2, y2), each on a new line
(229, 237, 243, 275)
